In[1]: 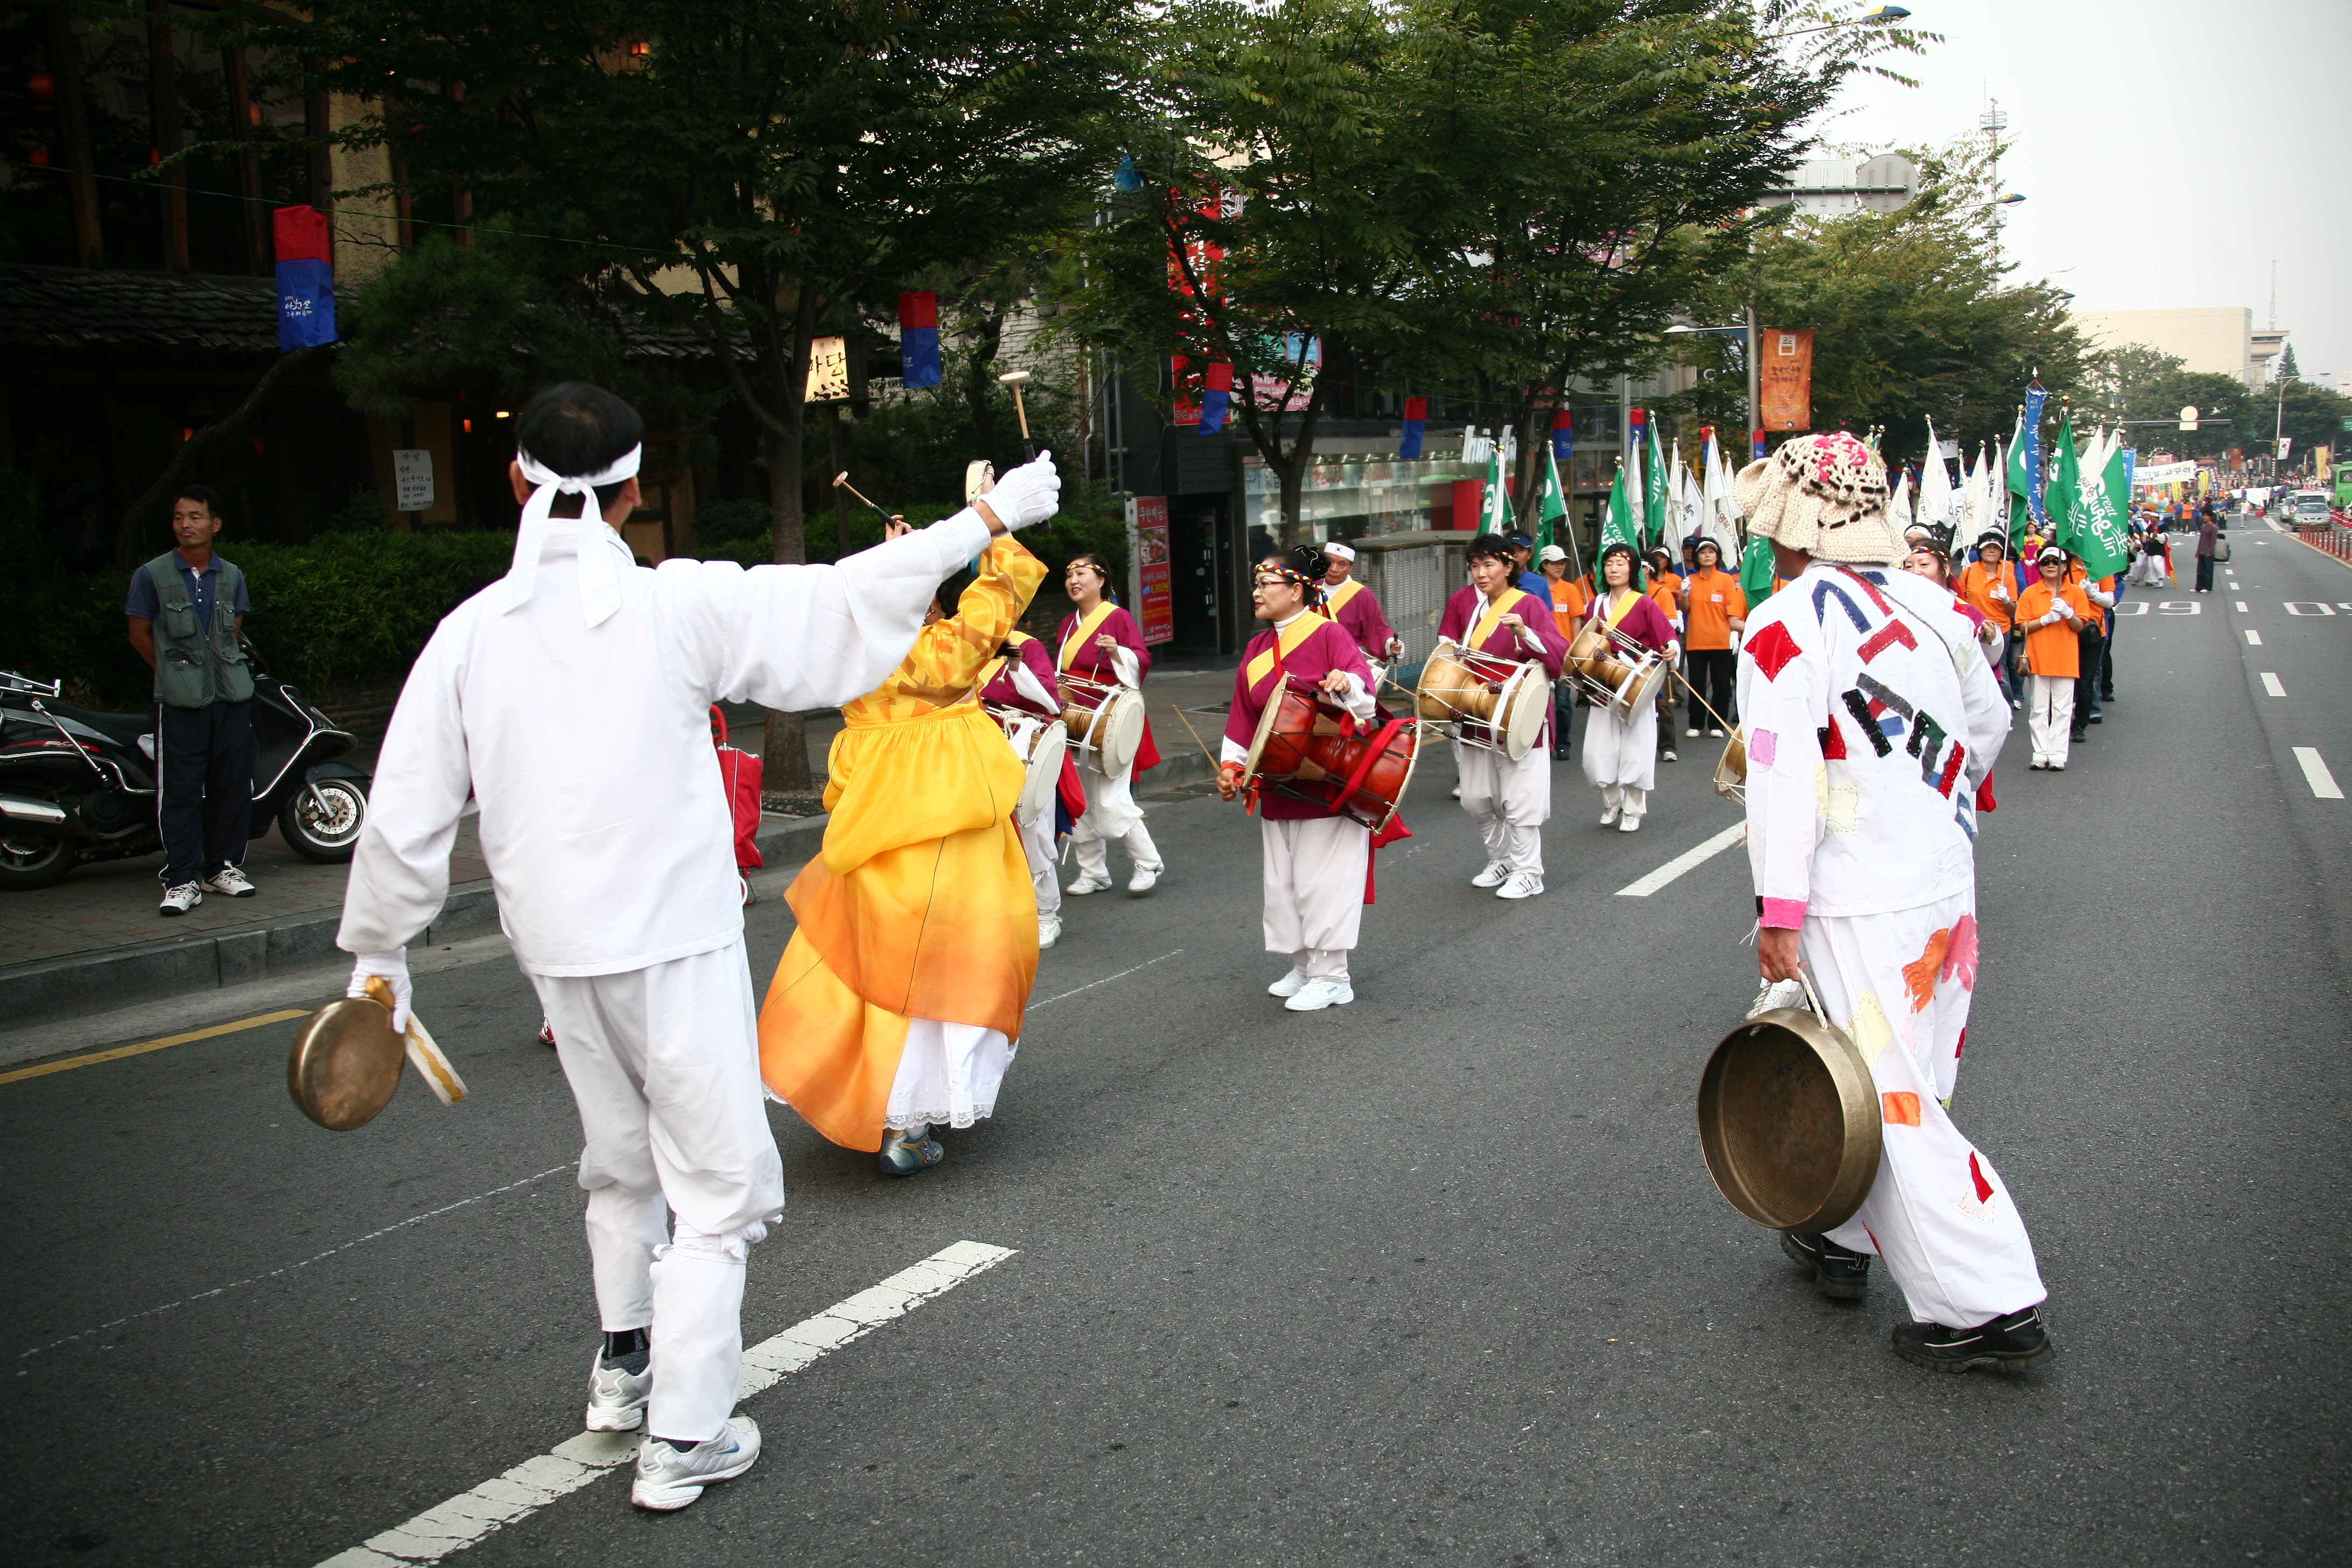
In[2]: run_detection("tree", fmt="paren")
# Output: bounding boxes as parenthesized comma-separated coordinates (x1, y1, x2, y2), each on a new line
(257, 0, 1122, 787)
(2083, 344, 2247, 461)
(2266, 377, 2352, 472)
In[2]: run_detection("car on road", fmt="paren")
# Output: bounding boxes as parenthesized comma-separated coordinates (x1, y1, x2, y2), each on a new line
(2287, 488, 2334, 524)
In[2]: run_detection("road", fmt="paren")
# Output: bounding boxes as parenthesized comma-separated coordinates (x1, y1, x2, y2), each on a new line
(5, 526, 2348, 1567)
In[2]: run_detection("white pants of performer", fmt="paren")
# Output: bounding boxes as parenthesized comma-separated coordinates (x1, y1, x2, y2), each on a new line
(885, 1020, 1016, 1132)
(1019, 808, 1061, 920)
(2026, 673, 2074, 767)
(1579, 701, 1657, 821)
(2129, 554, 2168, 587)
(1070, 752, 1162, 883)
(531, 939, 781, 1446)
(1453, 736, 1550, 876)
(1262, 815, 1369, 981)
(1800, 891, 2046, 1328)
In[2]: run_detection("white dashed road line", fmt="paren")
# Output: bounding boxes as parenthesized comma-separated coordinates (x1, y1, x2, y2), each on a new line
(2261, 673, 2287, 697)
(2236, 600, 2249, 611)
(317, 1241, 1018, 1567)
(2294, 749, 2344, 801)
(2246, 629, 2263, 645)
(1616, 821, 1747, 897)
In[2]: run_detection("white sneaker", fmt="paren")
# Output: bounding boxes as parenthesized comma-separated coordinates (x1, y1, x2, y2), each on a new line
(1599, 802, 1620, 827)
(1267, 968, 1309, 998)
(1686, 727, 1700, 738)
(1496, 871, 1543, 899)
(1709, 727, 1726, 738)
(1038, 914, 1061, 950)
(1747, 977, 1809, 1019)
(631, 1416, 760, 1511)
(1284, 978, 1354, 1012)
(1661, 748, 1678, 762)
(158, 881, 202, 916)
(202, 865, 256, 898)
(1066, 874, 1111, 895)
(1450, 783, 1461, 800)
(1469, 860, 1508, 888)
(1128, 866, 1159, 894)
(1619, 813, 1642, 832)
(585, 1349, 652, 1432)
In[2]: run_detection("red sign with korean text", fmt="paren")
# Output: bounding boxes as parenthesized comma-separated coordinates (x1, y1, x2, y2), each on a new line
(1133, 496, 1173, 645)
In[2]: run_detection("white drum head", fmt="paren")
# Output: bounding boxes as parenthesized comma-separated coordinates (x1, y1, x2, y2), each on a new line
(964, 459, 996, 504)
(1613, 653, 1668, 720)
(1241, 680, 1286, 784)
(1495, 662, 1548, 761)
(1094, 688, 1146, 776)
(1018, 720, 1067, 820)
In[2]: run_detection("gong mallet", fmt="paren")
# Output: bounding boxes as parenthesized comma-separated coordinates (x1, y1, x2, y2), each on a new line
(997, 369, 1039, 461)
(832, 471, 899, 530)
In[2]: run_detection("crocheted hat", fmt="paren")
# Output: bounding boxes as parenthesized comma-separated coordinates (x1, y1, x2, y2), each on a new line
(1734, 432, 1903, 565)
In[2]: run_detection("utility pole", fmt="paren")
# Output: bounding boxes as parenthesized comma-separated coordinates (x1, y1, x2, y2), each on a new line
(1981, 100, 2008, 266)
(1744, 304, 1761, 459)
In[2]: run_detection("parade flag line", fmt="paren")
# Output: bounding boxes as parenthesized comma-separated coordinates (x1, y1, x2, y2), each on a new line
(318, 1241, 1019, 1568)
(1615, 821, 1747, 898)
(2293, 748, 2343, 801)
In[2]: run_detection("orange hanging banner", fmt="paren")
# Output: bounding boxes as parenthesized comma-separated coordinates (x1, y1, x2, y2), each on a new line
(1758, 327, 1814, 432)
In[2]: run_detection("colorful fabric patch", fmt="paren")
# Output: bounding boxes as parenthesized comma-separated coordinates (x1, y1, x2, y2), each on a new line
(1957, 1151, 2001, 1224)
(1825, 780, 1859, 834)
(1818, 719, 1847, 760)
(1841, 689, 1894, 757)
(1745, 620, 1802, 680)
(1934, 740, 1966, 797)
(1843, 989, 1894, 1065)
(1970, 1151, 1994, 1202)
(1840, 567, 1895, 615)
(1881, 1091, 1922, 1127)
(1903, 928, 1951, 1012)
(1749, 727, 1777, 768)
(1759, 896, 1806, 929)
(1811, 578, 1872, 633)
(1858, 618, 1917, 663)
(1941, 914, 1978, 990)
(1953, 1025, 1967, 1060)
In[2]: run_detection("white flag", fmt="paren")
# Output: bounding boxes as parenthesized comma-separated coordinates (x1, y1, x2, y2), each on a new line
(1702, 429, 1741, 564)
(1919, 418, 1952, 530)
(1888, 468, 1914, 535)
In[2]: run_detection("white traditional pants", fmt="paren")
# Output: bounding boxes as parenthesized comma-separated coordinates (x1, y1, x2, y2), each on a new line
(531, 939, 782, 1445)
(1262, 815, 1369, 980)
(1580, 701, 1658, 793)
(2026, 674, 2074, 767)
(1453, 736, 1549, 876)
(1798, 892, 2047, 1329)
(1019, 808, 1061, 919)
(1070, 753, 1162, 881)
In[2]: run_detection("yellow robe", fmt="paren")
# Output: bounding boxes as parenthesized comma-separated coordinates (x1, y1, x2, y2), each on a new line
(758, 535, 1048, 1150)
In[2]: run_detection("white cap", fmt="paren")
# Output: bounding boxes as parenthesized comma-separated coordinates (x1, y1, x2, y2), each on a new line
(1324, 541, 1356, 562)
(1538, 544, 1567, 563)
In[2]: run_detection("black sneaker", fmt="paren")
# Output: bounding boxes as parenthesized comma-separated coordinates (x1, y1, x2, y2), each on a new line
(1891, 1306, 2052, 1374)
(1780, 1230, 1871, 1300)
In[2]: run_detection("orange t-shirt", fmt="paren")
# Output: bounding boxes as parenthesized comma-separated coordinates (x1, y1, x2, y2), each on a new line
(1681, 568, 1748, 650)
(1544, 575, 1591, 638)
(2015, 579, 2094, 677)
(1648, 571, 1683, 627)
(1955, 562, 2016, 631)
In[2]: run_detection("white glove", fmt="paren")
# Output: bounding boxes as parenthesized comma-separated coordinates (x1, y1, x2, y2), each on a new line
(348, 948, 411, 1033)
(1991, 583, 2011, 601)
(2054, 598, 2076, 621)
(981, 451, 1060, 530)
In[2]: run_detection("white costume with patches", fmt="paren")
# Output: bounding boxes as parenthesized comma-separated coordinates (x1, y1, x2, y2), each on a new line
(1737, 558, 2046, 1328)
(341, 506, 990, 1441)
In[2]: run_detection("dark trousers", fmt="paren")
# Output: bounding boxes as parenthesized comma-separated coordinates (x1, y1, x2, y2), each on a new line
(1551, 681, 1575, 758)
(2070, 631, 2103, 738)
(2097, 625, 2115, 701)
(157, 698, 253, 886)
(1686, 647, 1738, 731)
(2195, 555, 2215, 591)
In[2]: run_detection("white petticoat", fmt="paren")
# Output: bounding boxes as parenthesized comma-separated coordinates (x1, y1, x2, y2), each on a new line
(884, 1018, 1017, 1131)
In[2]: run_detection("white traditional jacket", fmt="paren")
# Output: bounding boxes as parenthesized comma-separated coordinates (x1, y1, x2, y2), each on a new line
(339, 510, 992, 976)
(1737, 559, 2010, 925)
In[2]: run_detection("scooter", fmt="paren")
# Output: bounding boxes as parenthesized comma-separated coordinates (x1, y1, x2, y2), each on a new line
(0, 655, 372, 892)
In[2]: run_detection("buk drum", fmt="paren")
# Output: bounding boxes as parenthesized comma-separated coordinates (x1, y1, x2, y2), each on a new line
(990, 706, 1069, 821)
(1412, 640, 1547, 761)
(1242, 677, 1419, 835)
(1565, 619, 1670, 722)
(1061, 676, 1146, 777)
(1712, 731, 1748, 802)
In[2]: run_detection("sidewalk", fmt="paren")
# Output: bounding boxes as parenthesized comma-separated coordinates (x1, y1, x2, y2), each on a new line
(0, 669, 1234, 1028)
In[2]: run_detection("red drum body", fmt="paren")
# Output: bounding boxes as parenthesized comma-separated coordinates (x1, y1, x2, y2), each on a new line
(1242, 680, 1420, 834)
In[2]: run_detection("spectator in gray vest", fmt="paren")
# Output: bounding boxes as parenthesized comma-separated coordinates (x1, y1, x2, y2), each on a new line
(125, 484, 257, 915)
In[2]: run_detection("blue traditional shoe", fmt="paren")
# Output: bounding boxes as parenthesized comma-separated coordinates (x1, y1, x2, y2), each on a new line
(878, 1125, 944, 1176)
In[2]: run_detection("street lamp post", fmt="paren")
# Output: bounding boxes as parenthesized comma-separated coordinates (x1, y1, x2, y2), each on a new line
(1665, 320, 1762, 458)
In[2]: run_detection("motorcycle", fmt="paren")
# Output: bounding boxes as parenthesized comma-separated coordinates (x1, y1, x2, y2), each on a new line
(0, 655, 372, 892)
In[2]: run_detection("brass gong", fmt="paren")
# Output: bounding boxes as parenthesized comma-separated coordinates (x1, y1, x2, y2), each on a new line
(287, 996, 406, 1131)
(1696, 984, 1882, 1233)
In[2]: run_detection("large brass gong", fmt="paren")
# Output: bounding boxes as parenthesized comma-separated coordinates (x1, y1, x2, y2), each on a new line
(1697, 993, 1882, 1233)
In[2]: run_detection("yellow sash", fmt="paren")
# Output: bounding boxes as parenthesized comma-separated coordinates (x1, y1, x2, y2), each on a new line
(1243, 613, 1327, 693)
(1058, 601, 1117, 671)
(1322, 577, 1363, 617)
(1468, 588, 1536, 650)
(1604, 589, 1641, 628)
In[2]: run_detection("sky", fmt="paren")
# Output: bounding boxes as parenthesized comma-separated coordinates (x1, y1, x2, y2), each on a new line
(1816, 0, 2352, 381)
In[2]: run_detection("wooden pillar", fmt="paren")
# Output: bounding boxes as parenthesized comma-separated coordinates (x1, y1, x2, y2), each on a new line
(147, 0, 188, 272)
(41, 5, 102, 267)
(222, 41, 268, 274)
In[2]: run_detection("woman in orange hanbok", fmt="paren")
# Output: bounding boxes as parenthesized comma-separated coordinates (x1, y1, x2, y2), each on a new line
(758, 528, 1047, 1175)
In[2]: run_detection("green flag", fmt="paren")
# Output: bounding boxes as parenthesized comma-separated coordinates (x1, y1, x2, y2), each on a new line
(1536, 448, 1568, 555)
(2045, 409, 2080, 556)
(1603, 459, 1640, 566)
(1739, 522, 1776, 604)
(2004, 409, 2031, 549)
(1643, 418, 1669, 551)
(2075, 440, 2132, 579)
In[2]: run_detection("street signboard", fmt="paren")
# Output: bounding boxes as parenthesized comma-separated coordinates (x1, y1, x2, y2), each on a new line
(393, 449, 433, 512)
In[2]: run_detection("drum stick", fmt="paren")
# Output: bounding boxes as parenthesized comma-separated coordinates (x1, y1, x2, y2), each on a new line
(997, 370, 1039, 461)
(1672, 667, 1738, 736)
(1169, 701, 1222, 771)
(832, 471, 897, 528)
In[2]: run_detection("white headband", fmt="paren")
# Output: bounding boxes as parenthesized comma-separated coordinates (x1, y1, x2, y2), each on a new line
(505, 443, 643, 627)
(1324, 542, 1356, 562)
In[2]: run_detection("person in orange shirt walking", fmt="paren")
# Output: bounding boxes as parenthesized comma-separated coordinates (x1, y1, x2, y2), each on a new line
(1676, 538, 1747, 738)
(2013, 545, 2095, 770)
(1954, 533, 2018, 705)
(1538, 544, 1589, 760)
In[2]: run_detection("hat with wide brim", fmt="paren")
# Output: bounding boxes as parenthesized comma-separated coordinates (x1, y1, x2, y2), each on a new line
(1734, 433, 1905, 565)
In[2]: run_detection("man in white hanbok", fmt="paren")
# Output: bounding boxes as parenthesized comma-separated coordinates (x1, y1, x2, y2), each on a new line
(336, 383, 1051, 1508)
(1733, 432, 2053, 1375)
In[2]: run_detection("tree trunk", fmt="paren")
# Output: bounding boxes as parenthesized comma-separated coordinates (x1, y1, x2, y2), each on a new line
(1512, 401, 1546, 529)
(962, 310, 1006, 464)
(760, 293, 816, 795)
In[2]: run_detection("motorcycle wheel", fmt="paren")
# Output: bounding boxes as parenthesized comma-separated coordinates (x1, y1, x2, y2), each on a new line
(0, 803, 75, 891)
(279, 776, 368, 863)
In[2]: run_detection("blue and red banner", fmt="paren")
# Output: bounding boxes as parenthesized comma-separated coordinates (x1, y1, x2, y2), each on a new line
(1399, 395, 1427, 460)
(899, 291, 940, 389)
(271, 205, 335, 351)
(1200, 362, 1233, 435)
(1551, 407, 1573, 463)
